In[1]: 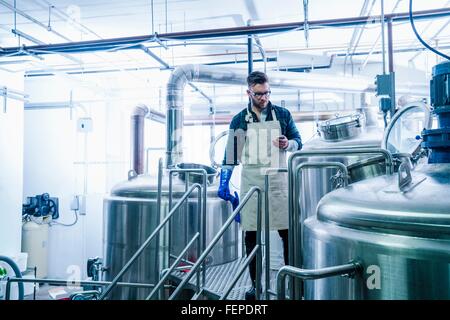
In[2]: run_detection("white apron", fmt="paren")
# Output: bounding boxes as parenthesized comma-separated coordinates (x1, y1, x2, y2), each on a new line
(239, 108, 288, 231)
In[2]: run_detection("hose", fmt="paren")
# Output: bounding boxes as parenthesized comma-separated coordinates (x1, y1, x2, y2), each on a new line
(409, 0, 450, 60)
(0, 255, 24, 300)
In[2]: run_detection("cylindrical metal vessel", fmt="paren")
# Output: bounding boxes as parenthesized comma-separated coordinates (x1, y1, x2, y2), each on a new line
(103, 172, 239, 299)
(21, 221, 49, 278)
(303, 163, 450, 299)
(297, 108, 384, 222)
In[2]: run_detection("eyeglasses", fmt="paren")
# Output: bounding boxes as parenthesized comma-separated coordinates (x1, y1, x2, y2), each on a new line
(249, 90, 271, 99)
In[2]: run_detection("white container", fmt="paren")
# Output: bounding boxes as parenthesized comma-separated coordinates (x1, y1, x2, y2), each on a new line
(21, 221, 49, 278)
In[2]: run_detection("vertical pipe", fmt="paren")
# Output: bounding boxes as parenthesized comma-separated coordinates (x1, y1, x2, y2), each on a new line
(247, 21, 253, 74)
(387, 18, 394, 73)
(165, 0, 168, 34)
(264, 174, 271, 299)
(381, 0, 387, 74)
(130, 105, 149, 174)
(255, 191, 262, 300)
(157, 158, 163, 291)
(202, 174, 207, 287)
(151, 0, 154, 34)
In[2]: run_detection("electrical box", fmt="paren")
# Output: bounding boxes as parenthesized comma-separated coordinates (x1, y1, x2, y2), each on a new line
(77, 117, 93, 132)
(375, 73, 396, 116)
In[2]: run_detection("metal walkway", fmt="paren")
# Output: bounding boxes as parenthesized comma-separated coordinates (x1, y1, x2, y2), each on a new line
(169, 257, 280, 300)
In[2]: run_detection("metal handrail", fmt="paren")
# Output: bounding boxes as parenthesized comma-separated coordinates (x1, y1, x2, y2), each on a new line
(98, 181, 203, 300)
(146, 233, 200, 300)
(168, 168, 208, 289)
(287, 148, 393, 299)
(219, 244, 260, 300)
(292, 162, 349, 298)
(145, 147, 166, 173)
(263, 168, 288, 299)
(169, 186, 262, 300)
(276, 261, 363, 300)
(4, 277, 162, 300)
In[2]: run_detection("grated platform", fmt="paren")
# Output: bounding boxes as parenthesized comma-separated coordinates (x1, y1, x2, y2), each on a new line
(169, 257, 280, 300)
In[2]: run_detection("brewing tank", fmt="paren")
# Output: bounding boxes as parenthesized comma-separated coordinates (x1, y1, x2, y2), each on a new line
(102, 167, 238, 299)
(298, 107, 384, 222)
(303, 163, 450, 299)
(303, 61, 450, 300)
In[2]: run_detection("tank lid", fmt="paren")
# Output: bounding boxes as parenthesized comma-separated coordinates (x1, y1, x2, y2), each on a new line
(317, 113, 363, 141)
(109, 173, 217, 198)
(382, 102, 431, 156)
(317, 164, 450, 238)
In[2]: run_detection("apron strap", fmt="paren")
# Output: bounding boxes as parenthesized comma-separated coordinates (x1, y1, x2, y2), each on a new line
(245, 107, 254, 123)
(271, 109, 278, 122)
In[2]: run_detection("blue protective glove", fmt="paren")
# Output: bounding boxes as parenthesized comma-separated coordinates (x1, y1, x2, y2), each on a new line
(230, 192, 240, 223)
(217, 168, 233, 201)
(218, 169, 240, 223)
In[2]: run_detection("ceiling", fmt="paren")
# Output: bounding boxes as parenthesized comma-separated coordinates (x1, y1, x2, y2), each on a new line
(1, 0, 449, 117)
(0, 0, 449, 73)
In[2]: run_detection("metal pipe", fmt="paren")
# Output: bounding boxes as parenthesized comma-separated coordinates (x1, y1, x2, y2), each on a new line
(264, 168, 288, 299)
(165, 64, 377, 167)
(130, 105, 149, 174)
(276, 261, 363, 300)
(381, 0, 387, 74)
(168, 254, 194, 266)
(290, 162, 348, 299)
(4, 277, 159, 299)
(99, 182, 202, 300)
(253, 37, 267, 74)
(293, 162, 348, 297)
(247, 20, 253, 74)
(220, 245, 260, 300)
(146, 233, 200, 300)
(387, 18, 394, 73)
(2, 8, 450, 56)
(287, 148, 392, 299)
(0, 0, 71, 42)
(168, 168, 208, 287)
(169, 186, 262, 300)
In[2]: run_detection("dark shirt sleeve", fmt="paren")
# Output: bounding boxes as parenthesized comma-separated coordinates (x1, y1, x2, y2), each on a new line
(285, 111, 302, 150)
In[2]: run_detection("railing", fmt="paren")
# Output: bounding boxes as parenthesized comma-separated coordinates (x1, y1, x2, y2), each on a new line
(167, 168, 208, 290)
(287, 148, 393, 299)
(294, 162, 349, 271)
(169, 186, 263, 300)
(99, 159, 204, 300)
(4, 277, 162, 300)
(276, 261, 363, 300)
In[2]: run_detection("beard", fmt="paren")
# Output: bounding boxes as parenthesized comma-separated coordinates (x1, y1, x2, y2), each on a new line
(251, 97, 269, 110)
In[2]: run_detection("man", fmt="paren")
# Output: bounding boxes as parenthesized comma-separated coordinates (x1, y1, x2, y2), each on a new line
(218, 71, 302, 300)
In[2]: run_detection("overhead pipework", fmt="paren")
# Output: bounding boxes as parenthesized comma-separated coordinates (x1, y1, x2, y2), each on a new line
(165, 64, 378, 168)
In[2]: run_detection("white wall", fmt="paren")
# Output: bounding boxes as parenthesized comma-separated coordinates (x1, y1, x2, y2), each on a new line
(23, 73, 166, 279)
(0, 71, 24, 257)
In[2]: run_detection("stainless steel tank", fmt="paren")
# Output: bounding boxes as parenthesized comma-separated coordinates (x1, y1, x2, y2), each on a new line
(303, 163, 450, 299)
(103, 167, 239, 300)
(303, 61, 450, 300)
(298, 107, 384, 222)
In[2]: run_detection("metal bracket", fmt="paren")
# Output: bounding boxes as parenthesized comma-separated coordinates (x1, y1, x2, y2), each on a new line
(330, 170, 348, 189)
(398, 161, 412, 190)
(128, 169, 138, 180)
(151, 32, 168, 50)
(383, 161, 426, 194)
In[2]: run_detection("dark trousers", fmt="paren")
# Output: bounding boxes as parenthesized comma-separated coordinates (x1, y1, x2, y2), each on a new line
(245, 229, 289, 284)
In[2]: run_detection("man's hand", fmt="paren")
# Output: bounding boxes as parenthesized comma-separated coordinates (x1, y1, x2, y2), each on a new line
(273, 135, 289, 149)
